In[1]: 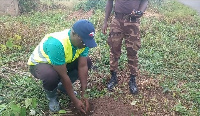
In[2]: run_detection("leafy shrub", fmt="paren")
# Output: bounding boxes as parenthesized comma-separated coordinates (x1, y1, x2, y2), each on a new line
(0, 75, 44, 116)
(75, 0, 106, 11)
(18, 0, 39, 13)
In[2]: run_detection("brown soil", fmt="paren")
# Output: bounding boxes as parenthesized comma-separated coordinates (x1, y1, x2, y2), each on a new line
(66, 9, 94, 21)
(144, 11, 162, 18)
(62, 68, 177, 116)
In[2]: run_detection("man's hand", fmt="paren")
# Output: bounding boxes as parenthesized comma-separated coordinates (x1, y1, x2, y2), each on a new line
(74, 99, 86, 114)
(73, 98, 90, 114)
(53, 64, 87, 113)
(102, 22, 108, 35)
(131, 10, 143, 18)
(81, 98, 90, 113)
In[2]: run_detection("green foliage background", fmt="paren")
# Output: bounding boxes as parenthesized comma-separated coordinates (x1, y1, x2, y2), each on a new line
(18, 0, 39, 13)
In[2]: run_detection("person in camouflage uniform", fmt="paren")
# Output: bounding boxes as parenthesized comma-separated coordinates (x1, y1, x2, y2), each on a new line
(102, 0, 148, 94)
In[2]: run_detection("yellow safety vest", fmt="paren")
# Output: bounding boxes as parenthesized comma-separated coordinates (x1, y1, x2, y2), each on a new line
(28, 29, 85, 65)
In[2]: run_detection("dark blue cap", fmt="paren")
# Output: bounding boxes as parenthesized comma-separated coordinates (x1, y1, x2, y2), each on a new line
(72, 19, 97, 48)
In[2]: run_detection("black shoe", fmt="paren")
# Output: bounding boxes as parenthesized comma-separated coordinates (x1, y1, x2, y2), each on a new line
(57, 82, 67, 94)
(107, 71, 118, 91)
(129, 75, 138, 94)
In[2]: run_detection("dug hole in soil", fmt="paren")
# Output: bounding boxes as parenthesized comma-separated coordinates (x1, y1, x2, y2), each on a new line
(64, 68, 177, 116)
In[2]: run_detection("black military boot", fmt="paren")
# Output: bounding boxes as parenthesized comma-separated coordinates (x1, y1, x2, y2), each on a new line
(129, 74, 138, 94)
(107, 71, 118, 91)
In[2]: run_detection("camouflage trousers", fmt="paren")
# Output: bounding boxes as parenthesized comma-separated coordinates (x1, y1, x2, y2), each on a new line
(107, 18, 141, 76)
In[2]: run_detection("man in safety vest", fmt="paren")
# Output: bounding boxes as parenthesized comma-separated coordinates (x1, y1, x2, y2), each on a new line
(28, 19, 96, 114)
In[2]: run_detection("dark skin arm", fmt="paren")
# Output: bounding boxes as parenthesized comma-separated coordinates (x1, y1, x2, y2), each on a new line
(132, 0, 148, 18)
(138, 0, 148, 13)
(78, 56, 90, 112)
(102, 0, 113, 34)
(78, 57, 88, 97)
(53, 64, 86, 114)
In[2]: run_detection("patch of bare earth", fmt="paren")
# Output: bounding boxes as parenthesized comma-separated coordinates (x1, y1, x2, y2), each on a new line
(66, 9, 94, 21)
(63, 66, 177, 116)
(144, 11, 162, 18)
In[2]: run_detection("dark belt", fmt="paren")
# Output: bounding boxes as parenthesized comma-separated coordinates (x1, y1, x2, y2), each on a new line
(115, 12, 137, 22)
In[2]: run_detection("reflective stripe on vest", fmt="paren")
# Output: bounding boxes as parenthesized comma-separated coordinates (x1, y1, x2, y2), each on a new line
(28, 29, 85, 65)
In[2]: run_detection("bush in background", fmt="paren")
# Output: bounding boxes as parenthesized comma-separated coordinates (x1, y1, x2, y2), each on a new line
(75, 0, 106, 11)
(18, 0, 39, 13)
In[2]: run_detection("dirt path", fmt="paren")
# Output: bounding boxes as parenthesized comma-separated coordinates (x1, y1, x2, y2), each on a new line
(178, 0, 200, 14)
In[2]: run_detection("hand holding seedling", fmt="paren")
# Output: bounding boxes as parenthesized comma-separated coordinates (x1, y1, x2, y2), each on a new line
(81, 98, 90, 114)
(74, 98, 87, 114)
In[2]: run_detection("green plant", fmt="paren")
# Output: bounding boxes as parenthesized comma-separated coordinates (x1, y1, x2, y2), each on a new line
(0, 75, 45, 115)
(84, 87, 107, 99)
(6, 35, 21, 49)
(75, 0, 106, 11)
(18, 0, 39, 13)
(174, 102, 188, 115)
(1, 98, 37, 116)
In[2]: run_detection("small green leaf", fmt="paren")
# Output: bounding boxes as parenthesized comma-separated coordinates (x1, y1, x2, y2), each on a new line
(6, 39, 13, 49)
(0, 44, 7, 51)
(0, 83, 3, 89)
(32, 98, 37, 109)
(25, 98, 32, 108)
(0, 104, 6, 110)
(130, 100, 137, 106)
(174, 102, 186, 112)
(20, 107, 26, 116)
(84, 93, 89, 98)
(162, 87, 170, 93)
(59, 110, 67, 114)
(14, 34, 21, 40)
(10, 103, 21, 113)
(29, 109, 36, 115)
